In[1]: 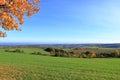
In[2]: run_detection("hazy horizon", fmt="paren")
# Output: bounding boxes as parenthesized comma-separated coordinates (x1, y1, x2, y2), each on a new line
(0, 42, 120, 44)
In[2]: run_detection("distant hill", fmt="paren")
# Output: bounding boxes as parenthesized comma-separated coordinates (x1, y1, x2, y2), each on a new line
(0, 42, 120, 48)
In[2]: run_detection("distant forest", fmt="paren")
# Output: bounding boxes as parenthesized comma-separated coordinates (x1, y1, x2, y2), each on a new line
(1, 43, 120, 48)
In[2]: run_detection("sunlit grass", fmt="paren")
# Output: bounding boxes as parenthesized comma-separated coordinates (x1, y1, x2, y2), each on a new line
(0, 47, 120, 80)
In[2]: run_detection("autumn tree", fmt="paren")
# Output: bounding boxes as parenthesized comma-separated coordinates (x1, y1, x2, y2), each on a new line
(0, 0, 40, 37)
(111, 49, 120, 57)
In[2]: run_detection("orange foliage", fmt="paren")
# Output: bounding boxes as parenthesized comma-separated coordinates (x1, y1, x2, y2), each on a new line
(0, 0, 6, 5)
(88, 52, 96, 58)
(0, 0, 40, 37)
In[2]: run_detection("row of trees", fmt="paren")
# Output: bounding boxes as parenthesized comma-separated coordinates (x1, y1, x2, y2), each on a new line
(44, 48, 70, 57)
(44, 48, 120, 58)
(5, 49, 24, 53)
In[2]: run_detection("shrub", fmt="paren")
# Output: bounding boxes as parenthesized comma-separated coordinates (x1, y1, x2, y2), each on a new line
(111, 49, 120, 57)
(88, 52, 96, 58)
(84, 51, 90, 55)
(5, 49, 24, 53)
(31, 52, 42, 55)
(5, 49, 10, 52)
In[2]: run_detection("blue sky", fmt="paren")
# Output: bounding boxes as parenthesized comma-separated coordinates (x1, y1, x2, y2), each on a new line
(0, 0, 120, 43)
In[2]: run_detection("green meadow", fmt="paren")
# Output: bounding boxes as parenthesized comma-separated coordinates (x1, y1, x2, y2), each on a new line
(0, 47, 120, 80)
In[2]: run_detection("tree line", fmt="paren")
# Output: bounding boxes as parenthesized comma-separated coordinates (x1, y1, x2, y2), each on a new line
(44, 48, 120, 58)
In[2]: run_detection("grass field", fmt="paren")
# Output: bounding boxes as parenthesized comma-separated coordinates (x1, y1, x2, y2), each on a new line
(0, 47, 120, 80)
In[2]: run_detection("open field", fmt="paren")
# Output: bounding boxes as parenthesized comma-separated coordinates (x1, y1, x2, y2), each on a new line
(0, 47, 120, 80)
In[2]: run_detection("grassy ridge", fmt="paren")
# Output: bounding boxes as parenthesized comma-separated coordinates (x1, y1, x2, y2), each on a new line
(0, 47, 120, 80)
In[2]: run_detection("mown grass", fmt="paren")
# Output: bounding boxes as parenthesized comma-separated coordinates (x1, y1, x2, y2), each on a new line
(0, 47, 120, 80)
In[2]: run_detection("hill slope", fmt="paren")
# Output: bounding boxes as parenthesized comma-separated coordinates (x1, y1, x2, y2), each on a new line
(0, 48, 120, 80)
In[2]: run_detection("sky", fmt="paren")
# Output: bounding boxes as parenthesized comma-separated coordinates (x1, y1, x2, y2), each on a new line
(1, 0, 120, 43)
